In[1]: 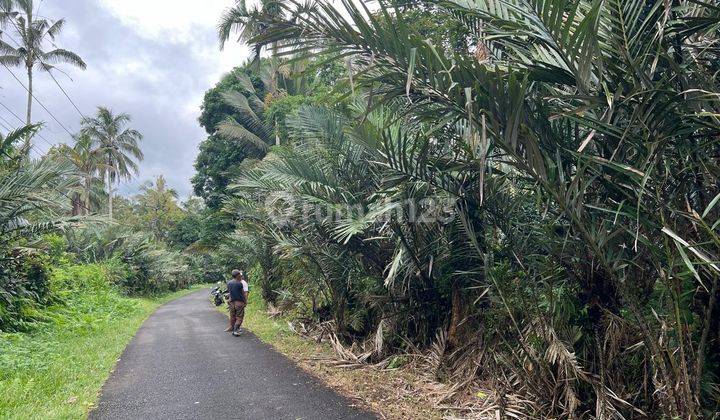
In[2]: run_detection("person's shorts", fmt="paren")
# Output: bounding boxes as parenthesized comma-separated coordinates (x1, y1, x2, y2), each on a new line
(228, 300, 246, 316)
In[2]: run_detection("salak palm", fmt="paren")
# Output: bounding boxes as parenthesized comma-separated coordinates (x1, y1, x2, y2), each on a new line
(1, 123, 82, 253)
(81, 107, 143, 220)
(236, 0, 720, 417)
(217, 59, 312, 147)
(0, 124, 37, 161)
(0, 153, 83, 331)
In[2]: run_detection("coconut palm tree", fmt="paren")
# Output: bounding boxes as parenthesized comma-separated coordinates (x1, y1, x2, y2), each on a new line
(46, 134, 105, 216)
(81, 107, 143, 220)
(68, 134, 105, 216)
(0, 0, 86, 135)
(218, 0, 284, 60)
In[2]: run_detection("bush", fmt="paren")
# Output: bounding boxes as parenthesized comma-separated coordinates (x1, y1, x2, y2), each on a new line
(47, 261, 139, 324)
(1, 256, 130, 332)
(0, 251, 53, 332)
(64, 226, 194, 295)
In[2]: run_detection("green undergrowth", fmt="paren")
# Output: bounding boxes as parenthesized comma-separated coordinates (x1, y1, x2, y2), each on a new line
(0, 262, 203, 420)
(216, 294, 316, 355)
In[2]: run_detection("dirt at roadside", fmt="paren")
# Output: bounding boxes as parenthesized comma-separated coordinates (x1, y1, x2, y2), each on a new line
(270, 340, 447, 419)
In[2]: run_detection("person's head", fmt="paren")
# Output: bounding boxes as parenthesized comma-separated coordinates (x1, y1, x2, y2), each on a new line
(231, 269, 241, 279)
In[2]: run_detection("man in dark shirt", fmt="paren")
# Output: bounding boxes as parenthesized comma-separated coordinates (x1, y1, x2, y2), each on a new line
(226, 269, 249, 336)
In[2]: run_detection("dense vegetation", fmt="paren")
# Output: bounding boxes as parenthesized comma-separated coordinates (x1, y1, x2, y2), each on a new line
(0, 0, 203, 332)
(0, 107, 198, 331)
(195, 0, 720, 417)
(2, 0, 719, 417)
(0, 2, 211, 416)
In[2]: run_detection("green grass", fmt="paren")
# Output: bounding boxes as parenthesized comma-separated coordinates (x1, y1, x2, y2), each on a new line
(217, 297, 316, 354)
(243, 298, 293, 340)
(0, 284, 203, 420)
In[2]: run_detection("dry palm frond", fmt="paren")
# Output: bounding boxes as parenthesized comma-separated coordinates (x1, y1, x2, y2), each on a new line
(265, 303, 283, 318)
(427, 329, 448, 374)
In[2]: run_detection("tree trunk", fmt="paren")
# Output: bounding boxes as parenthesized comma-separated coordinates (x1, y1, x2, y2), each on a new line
(26, 67, 32, 126)
(108, 184, 113, 220)
(71, 194, 83, 216)
(447, 281, 464, 349)
(107, 170, 114, 220)
(25, 6, 33, 130)
(83, 177, 91, 215)
(24, 66, 33, 150)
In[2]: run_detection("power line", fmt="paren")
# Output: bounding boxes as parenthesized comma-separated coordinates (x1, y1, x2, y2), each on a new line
(0, 100, 57, 149)
(1, 63, 75, 137)
(2, 10, 87, 122)
(0, 119, 12, 132)
(0, 114, 14, 129)
(47, 70, 86, 120)
(0, 101, 23, 122)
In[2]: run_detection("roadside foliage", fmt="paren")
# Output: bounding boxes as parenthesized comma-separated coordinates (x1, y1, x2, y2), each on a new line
(207, 0, 720, 417)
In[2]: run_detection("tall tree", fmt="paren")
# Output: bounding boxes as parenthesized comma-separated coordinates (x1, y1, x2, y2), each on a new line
(134, 175, 183, 242)
(81, 107, 143, 220)
(0, 0, 86, 137)
(47, 134, 105, 216)
(218, 0, 284, 60)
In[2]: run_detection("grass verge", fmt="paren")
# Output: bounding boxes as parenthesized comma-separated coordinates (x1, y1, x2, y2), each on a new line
(0, 284, 204, 420)
(233, 298, 444, 419)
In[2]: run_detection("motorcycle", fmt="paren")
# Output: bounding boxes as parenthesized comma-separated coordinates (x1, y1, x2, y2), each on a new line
(210, 282, 228, 307)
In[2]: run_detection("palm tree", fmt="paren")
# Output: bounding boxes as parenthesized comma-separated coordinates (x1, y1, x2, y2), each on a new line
(0, 154, 79, 248)
(81, 107, 143, 220)
(217, 59, 312, 147)
(0, 123, 38, 163)
(218, 0, 284, 60)
(47, 134, 105, 216)
(68, 134, 104, 216)
(216, 80, 275, 151)
(0, 0, 86, 135)
(1, 139, 82, 330)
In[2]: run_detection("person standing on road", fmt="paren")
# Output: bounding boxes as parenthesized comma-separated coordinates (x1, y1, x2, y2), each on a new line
(225, 269, 249, 336)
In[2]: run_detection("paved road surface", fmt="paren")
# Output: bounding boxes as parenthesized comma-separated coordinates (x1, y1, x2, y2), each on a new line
(90, 289, 375, 420)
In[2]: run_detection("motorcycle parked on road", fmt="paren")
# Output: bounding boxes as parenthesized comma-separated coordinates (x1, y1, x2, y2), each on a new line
(210, 283, 227, 307)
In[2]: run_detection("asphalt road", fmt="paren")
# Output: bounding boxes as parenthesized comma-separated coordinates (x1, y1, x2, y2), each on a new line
(90, 289, 375, 420)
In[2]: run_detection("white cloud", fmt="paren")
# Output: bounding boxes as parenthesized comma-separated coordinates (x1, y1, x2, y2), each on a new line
(100, 0, 226, 41)
(99, 0, 250, 81)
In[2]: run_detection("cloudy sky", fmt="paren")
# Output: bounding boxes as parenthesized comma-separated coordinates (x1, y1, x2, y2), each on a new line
(0, 0, 250, 197)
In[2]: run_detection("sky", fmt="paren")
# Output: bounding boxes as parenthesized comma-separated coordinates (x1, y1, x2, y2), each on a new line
(0, 0, 251, 198)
